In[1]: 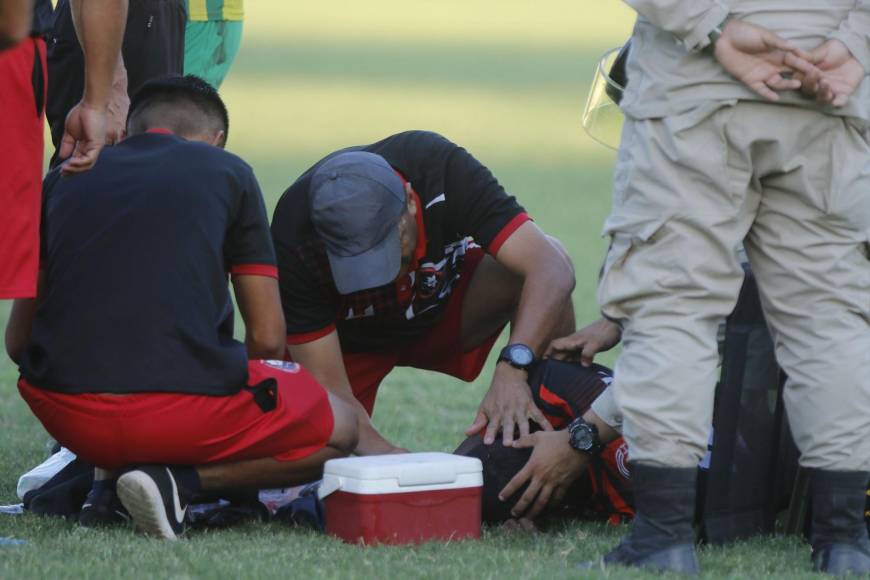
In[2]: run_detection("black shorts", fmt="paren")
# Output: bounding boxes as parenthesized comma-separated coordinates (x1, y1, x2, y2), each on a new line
(46, 0, 186, 167)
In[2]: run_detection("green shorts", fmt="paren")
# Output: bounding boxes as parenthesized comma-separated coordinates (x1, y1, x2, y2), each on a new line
(183, 20, 243, 89)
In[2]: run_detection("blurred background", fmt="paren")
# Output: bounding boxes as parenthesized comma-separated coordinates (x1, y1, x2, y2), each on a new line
(227, 0, 635, 334)
(221, 0, 638, 449)
(3, 0, 638, 474)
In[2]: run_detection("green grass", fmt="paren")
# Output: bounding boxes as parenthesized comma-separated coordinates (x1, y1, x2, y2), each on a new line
(0, 1, 823, 577)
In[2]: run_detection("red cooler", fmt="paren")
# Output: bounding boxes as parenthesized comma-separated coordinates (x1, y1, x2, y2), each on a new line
(318, 452, 483, 545)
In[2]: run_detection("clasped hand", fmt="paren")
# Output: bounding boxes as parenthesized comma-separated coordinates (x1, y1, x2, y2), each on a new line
(715, 20, 864, 107)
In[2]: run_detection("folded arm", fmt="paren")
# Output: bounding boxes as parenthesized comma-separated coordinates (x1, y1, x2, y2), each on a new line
(623, 0, 730, 50)
(831, 1, 870, 74)
(0, 0, 33, 50)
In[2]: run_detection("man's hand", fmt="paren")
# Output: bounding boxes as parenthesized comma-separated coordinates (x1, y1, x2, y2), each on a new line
(499, 430, 588, 520)
(59, 101, 109, 175)
(799, 40, 865, 108)
(104, 59, 130, 144)
(354, 421, 408, 456)
(466, 363, 553, 446)
(545, 318, 621, 367)
(714, 20, 817, 102)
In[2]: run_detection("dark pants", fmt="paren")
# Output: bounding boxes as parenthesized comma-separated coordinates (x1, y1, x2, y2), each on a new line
(46, 0, 186, 167)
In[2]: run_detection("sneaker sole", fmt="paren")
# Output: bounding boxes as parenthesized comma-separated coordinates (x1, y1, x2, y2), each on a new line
(117, 472, 178, 540)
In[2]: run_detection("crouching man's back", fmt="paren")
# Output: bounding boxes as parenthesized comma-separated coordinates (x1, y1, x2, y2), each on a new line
(7, 75, 358, 540)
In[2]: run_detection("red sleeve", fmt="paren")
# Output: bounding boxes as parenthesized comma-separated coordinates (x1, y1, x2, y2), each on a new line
(230, 264, 279, 279)
(487, 212, 531, 256)
(285, 323, 336, 345)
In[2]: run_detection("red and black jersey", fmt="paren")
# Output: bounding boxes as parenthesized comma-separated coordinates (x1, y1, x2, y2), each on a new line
(20, 132, 277, 396)
(272, 130, 530, 352)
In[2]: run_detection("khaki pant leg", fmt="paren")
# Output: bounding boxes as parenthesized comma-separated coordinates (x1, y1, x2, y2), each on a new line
(742, 108, 870, 471)
(598, 107, 756, 468)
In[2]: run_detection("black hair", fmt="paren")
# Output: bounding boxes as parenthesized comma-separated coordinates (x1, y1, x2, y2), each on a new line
(126, 74, 229, 143)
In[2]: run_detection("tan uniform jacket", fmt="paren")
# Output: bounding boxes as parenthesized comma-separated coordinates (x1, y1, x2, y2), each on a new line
(620, 0, 870, 124)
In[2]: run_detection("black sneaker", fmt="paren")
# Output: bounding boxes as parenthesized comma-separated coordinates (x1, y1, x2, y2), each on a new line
(117, 466, 189, 540)
(79, 484, 130, 528)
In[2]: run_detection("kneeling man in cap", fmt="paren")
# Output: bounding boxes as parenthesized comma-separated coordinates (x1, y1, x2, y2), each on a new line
(272, 130, 576, 455)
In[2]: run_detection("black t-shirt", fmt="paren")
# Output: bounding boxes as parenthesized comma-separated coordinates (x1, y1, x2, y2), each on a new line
(272, 130, 529, 352)
(20, 132, 276, 396)
(31, 0, 53, 37)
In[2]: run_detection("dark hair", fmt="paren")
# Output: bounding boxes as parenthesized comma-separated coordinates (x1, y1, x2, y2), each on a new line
(127, 74, 229, 142)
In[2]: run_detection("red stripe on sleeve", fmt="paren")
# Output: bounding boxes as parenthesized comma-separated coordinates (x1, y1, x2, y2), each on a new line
(487, 212, 531, 256)
(230, 264, 279, 279)
(285, 323, 337, 345)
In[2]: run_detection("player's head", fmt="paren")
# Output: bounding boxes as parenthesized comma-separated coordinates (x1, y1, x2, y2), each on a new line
(126, 74, 229, 147)
(454, 436, 533, 524)
(309, 151, 418, 295)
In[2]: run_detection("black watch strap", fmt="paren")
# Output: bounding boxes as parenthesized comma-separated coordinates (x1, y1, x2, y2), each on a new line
(567, 417, 603, 455)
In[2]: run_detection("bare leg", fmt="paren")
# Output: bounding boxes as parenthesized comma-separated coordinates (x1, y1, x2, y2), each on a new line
(196, 393, 358, 492)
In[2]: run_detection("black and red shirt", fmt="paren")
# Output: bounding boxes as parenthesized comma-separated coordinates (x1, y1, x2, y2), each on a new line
(20, 131, 277, 396)
(272, 130, 530, 352)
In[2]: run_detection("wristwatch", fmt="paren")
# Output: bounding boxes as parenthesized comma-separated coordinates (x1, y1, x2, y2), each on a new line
(567, 417, 603, 456)
(497, 344, 535, 371)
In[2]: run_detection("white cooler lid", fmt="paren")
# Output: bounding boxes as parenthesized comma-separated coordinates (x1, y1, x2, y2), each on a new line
(319, 452, 482, 497)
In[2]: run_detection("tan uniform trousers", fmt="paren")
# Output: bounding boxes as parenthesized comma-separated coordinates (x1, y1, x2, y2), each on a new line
(594, 101, 870, 470)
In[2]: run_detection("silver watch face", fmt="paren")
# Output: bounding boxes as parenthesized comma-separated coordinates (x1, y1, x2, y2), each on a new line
(509, 345, 534, 366)
(572, 427, 594, 451)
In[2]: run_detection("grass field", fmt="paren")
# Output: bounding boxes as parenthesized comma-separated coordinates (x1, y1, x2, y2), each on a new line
(0, 1, 822, 578)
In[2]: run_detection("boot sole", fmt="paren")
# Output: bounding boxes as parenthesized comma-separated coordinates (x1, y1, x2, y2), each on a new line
(117, 472, 178, 540)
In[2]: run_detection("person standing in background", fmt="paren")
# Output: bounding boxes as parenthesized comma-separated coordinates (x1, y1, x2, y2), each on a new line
(184, 0, 242, 88)
(1, 0, 128, 301)
(45, 0, 186, 167)
(585, 1, 869, 575)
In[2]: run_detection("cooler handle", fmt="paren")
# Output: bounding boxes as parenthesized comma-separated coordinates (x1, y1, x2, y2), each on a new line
(398, 466, 457, 487)
(318, 476, 342, 499)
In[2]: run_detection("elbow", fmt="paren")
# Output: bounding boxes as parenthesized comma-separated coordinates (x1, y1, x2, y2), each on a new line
(246, 323, 287, 360)
(5, 331, 24, 366)
(545, 236, 576, 296)
(0, 20, 29, 51)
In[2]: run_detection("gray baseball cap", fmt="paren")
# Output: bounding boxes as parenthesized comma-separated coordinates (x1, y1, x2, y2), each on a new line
(309, 151, 407, 295)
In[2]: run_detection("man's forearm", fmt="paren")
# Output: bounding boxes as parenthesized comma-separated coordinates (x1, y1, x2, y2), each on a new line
(624, 0, 729, 50)
(588, 387, 622, 437)
(0, 0, 33, 49)
(831, 1, 870, 74)
(507, 259, 574, 357)
(69, 0, 128, 108)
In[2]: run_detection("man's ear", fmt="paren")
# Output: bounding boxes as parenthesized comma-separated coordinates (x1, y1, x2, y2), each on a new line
(210, 129, 227, 148)
(405, 182, 417, 216)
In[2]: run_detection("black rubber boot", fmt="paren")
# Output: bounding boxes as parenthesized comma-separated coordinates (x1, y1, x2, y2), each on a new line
(581, 463, 700, 575)
(808, 469, 870, 576)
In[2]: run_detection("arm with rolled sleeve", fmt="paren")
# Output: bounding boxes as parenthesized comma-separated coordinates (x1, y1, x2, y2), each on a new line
(623, 0, 729, 50)
(831, 1, 870, 74)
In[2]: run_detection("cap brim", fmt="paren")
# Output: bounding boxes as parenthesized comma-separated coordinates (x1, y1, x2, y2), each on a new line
(327, 225, 402, 295)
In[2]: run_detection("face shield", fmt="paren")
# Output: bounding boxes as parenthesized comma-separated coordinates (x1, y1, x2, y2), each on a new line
(581, 42, 630, 151)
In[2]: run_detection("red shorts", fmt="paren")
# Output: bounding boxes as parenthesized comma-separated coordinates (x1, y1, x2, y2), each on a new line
(0, 37, 46, 299)
(341, 247, 505, 415)
(18, 360, 334, 470)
